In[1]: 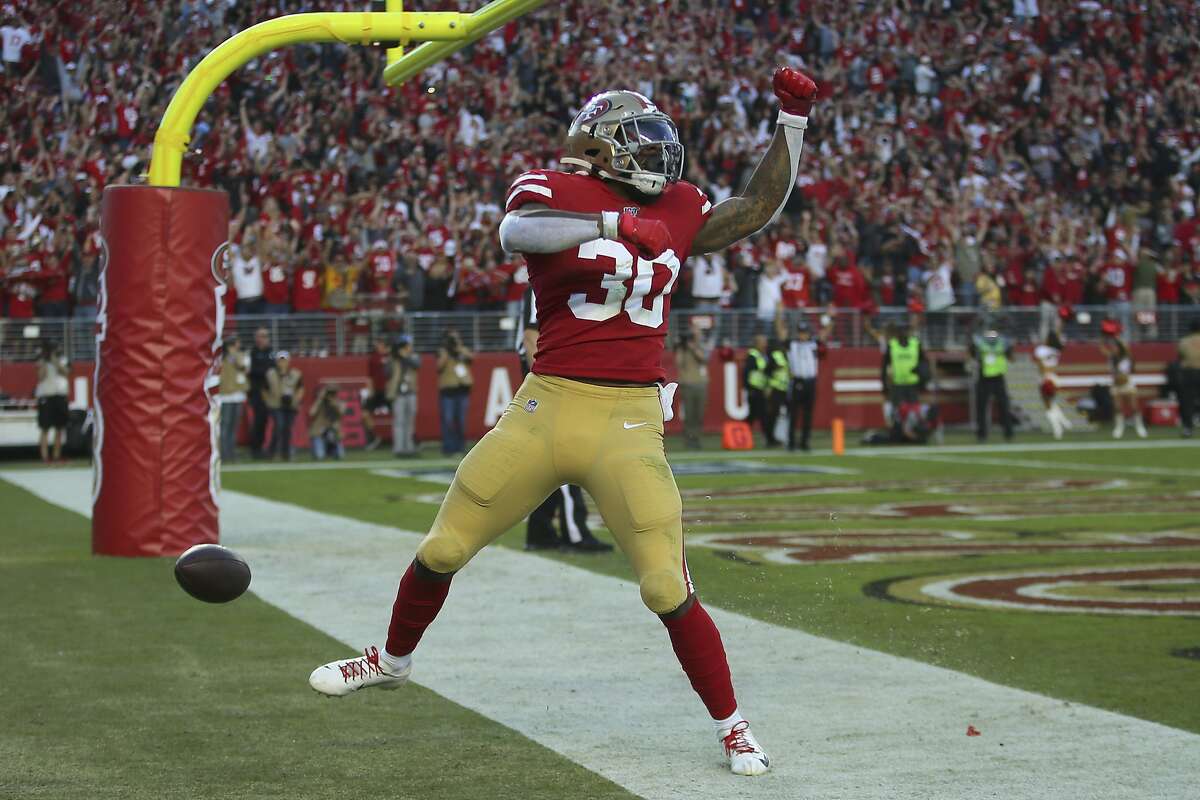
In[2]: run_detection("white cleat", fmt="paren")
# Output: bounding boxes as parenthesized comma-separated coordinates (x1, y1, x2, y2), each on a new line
(1113, 418, 1125, 439)
(1135, 418, 1148, 438)
(720, 720, 771, 776)
(308, 645, 411, 697)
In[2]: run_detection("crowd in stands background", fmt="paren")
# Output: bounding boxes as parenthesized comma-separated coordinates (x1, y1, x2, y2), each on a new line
(3, 1, 1200, 331)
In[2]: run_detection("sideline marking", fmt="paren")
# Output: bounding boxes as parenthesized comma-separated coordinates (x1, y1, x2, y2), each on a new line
(880, 452, 1200, 478)
(4, 469, 1199, 800)
(216, 438, 1198, 473)
(847, 438, 1198, 457)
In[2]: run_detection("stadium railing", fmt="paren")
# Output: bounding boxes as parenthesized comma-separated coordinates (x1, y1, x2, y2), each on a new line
(2, 306, 1198, 362)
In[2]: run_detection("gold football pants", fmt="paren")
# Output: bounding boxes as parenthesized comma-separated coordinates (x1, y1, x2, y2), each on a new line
(416, 374, 692, 614)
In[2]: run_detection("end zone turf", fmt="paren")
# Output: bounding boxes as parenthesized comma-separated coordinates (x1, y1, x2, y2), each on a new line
(4, 461, 1198, 800)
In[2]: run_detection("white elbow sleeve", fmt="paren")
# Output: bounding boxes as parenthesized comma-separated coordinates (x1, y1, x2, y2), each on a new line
(498, 212, 604, 254)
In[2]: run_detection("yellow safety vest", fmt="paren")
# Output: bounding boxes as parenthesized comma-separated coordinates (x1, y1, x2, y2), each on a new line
(975, 336, 1008, 378)
(768, 350, 790, 391)
(889, 338, 921, 386)
(747, 349, 768, 390)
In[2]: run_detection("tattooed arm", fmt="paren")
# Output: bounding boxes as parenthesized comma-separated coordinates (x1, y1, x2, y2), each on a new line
(692, 68, 818, 256)
(692, 131, 800, 255)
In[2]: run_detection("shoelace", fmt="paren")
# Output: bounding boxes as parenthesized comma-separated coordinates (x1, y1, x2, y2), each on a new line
(338, 646, 384, 683)
(722, 721, 757, 756)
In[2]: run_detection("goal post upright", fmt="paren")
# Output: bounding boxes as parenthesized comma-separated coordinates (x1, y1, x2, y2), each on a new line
(148, 0, 548, 186)
(381, 0, 548, 88)
(100, 0, 546, 557)
(148, 9, 470, 187)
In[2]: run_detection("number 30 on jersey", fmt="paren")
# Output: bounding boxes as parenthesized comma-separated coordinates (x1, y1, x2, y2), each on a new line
(567, 239, 681, 329)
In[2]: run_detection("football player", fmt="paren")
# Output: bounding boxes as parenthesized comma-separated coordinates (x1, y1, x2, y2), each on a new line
(309, 67, 818, 777)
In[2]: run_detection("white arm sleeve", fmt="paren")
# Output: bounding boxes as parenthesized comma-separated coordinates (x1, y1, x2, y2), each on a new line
(498, 211, 612, 254)
(768, 110, 808, 226)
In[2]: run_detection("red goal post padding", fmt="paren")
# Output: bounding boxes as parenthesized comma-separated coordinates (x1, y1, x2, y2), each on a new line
(93, 186, 230, 557)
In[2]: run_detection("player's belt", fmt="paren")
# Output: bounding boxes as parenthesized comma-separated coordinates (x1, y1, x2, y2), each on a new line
(572, 377, 657, 388)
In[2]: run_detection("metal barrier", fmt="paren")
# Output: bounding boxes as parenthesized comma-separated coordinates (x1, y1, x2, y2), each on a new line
(2, 305, 1198, 362)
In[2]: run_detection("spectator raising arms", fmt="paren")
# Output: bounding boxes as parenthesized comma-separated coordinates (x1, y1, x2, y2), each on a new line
(0, 0, 1198, 325)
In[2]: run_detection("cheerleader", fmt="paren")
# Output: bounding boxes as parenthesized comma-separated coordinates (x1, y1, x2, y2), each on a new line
(1099, 320, 1147, 439)
(1033, 328, 1071, 440)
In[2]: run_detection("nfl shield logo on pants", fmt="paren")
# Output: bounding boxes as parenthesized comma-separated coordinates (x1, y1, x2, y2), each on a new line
(524, 398, 539, 413)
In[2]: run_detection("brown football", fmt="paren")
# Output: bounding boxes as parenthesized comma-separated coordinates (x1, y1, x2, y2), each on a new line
(174, 544, 251, 603)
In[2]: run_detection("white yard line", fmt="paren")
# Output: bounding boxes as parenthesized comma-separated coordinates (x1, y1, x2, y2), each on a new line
(212, 438, 1196, 474)
(845, 437, 1198, 457)
(4, 469, 1199, 800)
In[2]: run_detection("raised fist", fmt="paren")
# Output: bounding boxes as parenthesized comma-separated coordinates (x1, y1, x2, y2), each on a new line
(773, 67, 818, 117)
(618, 213, 673, 259)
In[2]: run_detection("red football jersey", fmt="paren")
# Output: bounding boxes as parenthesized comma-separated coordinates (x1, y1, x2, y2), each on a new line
(292, 264, 322, 312)
(263, 262, 291, 306)
(781, 264, 811, 308)
(505, 169, 711, 383)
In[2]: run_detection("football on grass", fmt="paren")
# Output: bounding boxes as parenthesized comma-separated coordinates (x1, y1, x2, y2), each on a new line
(174, 544, 251, 603)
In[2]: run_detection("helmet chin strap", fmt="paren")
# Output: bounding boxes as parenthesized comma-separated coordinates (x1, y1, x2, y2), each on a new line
(598, 169, 666, 197)
(562, 156, 667, 197)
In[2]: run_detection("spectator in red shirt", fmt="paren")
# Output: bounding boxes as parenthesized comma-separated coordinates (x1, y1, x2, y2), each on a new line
(828, 248, 869, 309)
(1103, 259, 1134, 302)
(364, 240, 396, 304)
(362, 338, 391, 450)
(1157, 260, 1183, 305)
(35, 236, 71, 318)
(2, 242, 38, 320)
(497, 259, 528, 318)
(261, 241, 292, 316)
(291, 254, 323, 314)
(780, 261, 811, 309)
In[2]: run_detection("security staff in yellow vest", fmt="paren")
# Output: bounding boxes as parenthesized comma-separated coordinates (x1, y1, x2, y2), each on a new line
(765, 340, 790, 447)
(969, 326, 1014, 442)
(883, 326, 926, 409)
(744, 332, 775, 446)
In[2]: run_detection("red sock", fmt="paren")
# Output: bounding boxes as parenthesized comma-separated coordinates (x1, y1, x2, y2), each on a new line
(385, 560, 452, 657)
(661, 599, 737, 720)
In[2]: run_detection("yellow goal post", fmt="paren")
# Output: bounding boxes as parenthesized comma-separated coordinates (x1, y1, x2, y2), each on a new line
(148, 0, 548, 187)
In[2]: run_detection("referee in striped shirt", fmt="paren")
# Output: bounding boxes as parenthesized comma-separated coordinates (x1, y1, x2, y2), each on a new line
(776, 312, 831, 452)
(517, 287, 613, 553)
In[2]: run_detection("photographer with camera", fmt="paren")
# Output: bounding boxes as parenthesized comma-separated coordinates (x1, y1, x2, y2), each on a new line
(387, 335, 421, 457)
(265, 351, 304, 461)
(674, 323, 711, 450)
(35, 339, 70, 464)
(436, 329, 473, 455)
(247, 327, 275, 458)
(218, 338, 250, 463)
(308, 385, 346, 461)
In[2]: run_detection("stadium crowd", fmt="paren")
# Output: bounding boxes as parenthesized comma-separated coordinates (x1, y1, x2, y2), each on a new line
(2, 0, 1200, 327)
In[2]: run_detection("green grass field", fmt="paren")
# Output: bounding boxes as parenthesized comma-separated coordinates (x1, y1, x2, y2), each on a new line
(2, 433, 1198, 798)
